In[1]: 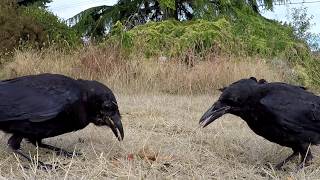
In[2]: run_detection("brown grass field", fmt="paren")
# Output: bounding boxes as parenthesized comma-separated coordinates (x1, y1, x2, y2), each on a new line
(0, 47, 319, 179)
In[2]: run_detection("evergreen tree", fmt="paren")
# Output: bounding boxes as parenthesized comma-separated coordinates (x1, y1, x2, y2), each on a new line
(69, 0, 288, 37)
(17, 0, 51, 7)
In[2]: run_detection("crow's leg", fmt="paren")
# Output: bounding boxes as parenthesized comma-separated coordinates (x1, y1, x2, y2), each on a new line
(297, 144, 313, 169)
(13, 149, 53, 170)
(31, 140, 81, 158)
(275, 149, 299, 170)
(8, 134, 52, 170)
(8, 134, 23, 150)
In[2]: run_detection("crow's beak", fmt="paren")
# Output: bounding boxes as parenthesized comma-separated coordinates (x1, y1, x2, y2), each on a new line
(199, 101, 231, 128)
(106, 113, 124, 141)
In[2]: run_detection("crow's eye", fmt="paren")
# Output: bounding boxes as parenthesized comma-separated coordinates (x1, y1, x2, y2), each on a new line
(102, 101, 118, 116)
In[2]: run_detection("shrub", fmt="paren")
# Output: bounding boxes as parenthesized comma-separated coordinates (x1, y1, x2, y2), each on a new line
(0, 1, 45, 56)
(0, 1, 80, 57)
(22, 6, 80, 48)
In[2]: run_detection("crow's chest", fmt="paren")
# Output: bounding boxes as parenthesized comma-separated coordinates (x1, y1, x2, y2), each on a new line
(241, 112, 295, 147)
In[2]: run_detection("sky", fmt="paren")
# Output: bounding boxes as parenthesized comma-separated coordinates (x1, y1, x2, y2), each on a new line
(48, 0, 320, 34)
(48, 0, 117, 19)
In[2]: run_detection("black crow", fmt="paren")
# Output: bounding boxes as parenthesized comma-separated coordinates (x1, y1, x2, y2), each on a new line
(0, 73, 124, 168)
(199, 77, 318, 169)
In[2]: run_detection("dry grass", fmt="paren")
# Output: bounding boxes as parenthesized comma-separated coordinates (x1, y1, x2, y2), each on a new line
(1, 46, 285, 94)
(0, 47, 316, 179)
(0, 94, 319, 179)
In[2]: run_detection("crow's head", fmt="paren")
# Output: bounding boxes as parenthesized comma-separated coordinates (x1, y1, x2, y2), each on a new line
(199, 77, 259, 127)
(83, 80, 124, 141)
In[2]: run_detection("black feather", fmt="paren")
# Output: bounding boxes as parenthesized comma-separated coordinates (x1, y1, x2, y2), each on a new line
(200, 77, 319, 169)
(0, 73, 124, 168)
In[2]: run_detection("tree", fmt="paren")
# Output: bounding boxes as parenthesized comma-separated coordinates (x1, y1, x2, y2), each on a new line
(69, 0, 288, 38)
(16, 0, 51, 7)
(288, 6, 320, 51)
(71, 0, 188, 37)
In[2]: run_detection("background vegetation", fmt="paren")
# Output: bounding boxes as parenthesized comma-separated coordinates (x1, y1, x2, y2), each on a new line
(0, 0, 79, 57)
(1, 0, 319, 89)
(0, 1, 320, 178)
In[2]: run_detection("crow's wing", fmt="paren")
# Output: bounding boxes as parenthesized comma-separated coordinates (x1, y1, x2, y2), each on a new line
(0, 74, 81, 122)
(260, 89, 320, 133)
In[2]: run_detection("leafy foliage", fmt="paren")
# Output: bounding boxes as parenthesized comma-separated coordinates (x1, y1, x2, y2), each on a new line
(106, 8, 308, 61)
(0, 1, 80, 57)
(71, 0, 171, 37)
(287, 6, 320, 51)
(0, 1, 45, 56)
(105, 19, 232, 57)
(232, 7, 307, 60)
(17, 0, 51, 7)
(69, 0, 288, 38)
(22, 6, 80, 48)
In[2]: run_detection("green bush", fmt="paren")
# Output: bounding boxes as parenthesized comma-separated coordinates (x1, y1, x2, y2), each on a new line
(105, 13, 310, 61)
(22, 6, 80, 48)
(232, 9, 309, 60)
(0, 2, 80, 57)
(104, 19, 232, 57)
(0, 2, 45, 56)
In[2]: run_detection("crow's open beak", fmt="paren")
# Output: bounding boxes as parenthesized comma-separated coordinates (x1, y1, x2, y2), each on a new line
(199, 101, 231, 128)
(106, 113, 124, 141)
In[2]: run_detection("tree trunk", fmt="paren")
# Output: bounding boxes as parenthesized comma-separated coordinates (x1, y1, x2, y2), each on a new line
(174, 0, 179, 20)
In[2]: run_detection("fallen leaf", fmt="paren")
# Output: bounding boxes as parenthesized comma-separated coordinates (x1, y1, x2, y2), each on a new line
(138, 146, 158, 161)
